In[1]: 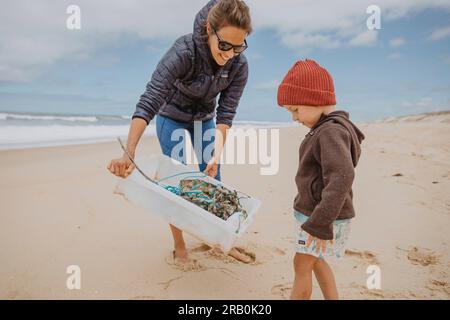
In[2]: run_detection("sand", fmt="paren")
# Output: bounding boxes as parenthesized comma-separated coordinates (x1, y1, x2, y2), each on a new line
(0, 111, 449, 300)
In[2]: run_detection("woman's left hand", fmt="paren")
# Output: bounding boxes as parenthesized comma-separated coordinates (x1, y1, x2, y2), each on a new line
(204, 124, 229, 179)
(204, 158, 219, 178)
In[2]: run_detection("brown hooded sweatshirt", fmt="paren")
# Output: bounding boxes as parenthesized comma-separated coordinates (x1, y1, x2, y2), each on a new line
(295, 110, 365, 240)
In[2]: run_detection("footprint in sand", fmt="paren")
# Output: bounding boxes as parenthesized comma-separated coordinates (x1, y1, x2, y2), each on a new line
(349, 283, 415, 299)
(189, 242, 287, 265)
(190, 243, 212, 253)
(272, 247, 287, 256)
(359, 288, 386, 299)
(231, 247, 257, 264)
(158, 276, 185, 290)
(405, 247, 440, 267)
(165, 251, 206, 272)
(350, 283, 390, 299)
(5, 290, 19, 300)
(238, 242, 287, 264)
(345, 249, 379, 264)
(426, 279, 450, 297)
(189, 243, 257, 264)
(271, 283, 292, 300)
(208, 246, 256, 264)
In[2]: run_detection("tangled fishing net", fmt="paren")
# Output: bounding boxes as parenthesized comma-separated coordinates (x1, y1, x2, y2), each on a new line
(163, 178, 247, 221)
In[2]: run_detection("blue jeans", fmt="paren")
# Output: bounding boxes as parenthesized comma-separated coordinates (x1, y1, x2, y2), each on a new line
(156, 114, 221, 181)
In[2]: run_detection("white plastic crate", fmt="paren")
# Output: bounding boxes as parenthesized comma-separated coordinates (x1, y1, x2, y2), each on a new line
(114, 154, 261, 252)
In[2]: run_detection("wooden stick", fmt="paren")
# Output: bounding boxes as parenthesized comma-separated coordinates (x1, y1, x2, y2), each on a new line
(117, 137, 157, 184)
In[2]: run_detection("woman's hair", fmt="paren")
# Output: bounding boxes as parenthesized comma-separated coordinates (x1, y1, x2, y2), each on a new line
(207, 0, 252, 35)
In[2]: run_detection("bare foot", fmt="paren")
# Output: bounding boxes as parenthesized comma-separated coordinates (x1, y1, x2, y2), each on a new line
(227, 247, 254, 264)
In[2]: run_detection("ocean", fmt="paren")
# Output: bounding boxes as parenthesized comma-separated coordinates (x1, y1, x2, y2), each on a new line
(0, 111, 295, 150)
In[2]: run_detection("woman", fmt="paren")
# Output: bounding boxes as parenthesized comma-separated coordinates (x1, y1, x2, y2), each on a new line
(107, 0, 252, 263)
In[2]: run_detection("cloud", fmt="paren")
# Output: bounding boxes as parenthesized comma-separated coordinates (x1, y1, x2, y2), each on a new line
(401, 101, 413, 107)
(401, 96, 450, 114)
(389, 37, 406, 47)
(0, 0, 207, 82)
(429, 26, 450, 41)
(402, 97, 433, 108)
(2, 0, 450, 82)
(247, 52, 264, 60)
(145, 45, 164, 54)
(387, 53, 402, 60)
(431, 84, 450, 92)
(282, 32, 341, 53)
(248, 0, 450, 48)
(417, 97, 433, 107)
(253, 79, 280, 91)
(349, 30, 378, 47)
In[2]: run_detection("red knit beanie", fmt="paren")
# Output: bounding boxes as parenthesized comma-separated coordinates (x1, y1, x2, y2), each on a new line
(277, 59, 336, 107)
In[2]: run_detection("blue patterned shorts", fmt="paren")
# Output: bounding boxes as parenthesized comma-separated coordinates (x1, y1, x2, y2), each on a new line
(294, 211, 351, 260)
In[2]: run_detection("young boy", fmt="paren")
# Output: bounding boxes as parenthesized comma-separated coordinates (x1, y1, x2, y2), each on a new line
(277, 59, 365, 300)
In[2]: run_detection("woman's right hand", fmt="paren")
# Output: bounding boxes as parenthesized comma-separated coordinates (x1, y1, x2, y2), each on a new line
(107, 154, 135, 178)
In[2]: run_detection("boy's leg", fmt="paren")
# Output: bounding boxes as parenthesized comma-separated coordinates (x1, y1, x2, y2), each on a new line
(313, 258, 339, 300)
(156, 115, 189, 262)
(291, 253, 318, 300)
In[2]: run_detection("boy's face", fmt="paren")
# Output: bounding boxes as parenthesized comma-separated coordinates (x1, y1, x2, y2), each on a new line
(284, 105, 323, 128)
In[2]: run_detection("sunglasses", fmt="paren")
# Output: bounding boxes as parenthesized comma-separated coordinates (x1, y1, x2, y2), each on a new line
(212, 27, 248, 54)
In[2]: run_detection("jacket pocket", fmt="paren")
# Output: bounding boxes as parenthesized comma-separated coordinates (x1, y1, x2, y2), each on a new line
(308, 177, 322, 202)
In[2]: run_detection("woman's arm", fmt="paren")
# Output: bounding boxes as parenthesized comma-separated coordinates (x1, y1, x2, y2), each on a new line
(204, 58, 249, 178)
(215, 57, 249, 127)
(204, 123, 230, 178)
(133, 42, 193, 125)
(214, 123, 230, 160)
(124, 117, 148, 158)
(108, 42, 192, 179)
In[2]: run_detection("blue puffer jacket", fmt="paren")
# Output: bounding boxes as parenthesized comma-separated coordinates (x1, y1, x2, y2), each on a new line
(132, 0, 249, 127)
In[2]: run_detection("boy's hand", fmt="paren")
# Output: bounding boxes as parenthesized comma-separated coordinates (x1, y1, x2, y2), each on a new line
(306, 234, 333, 255)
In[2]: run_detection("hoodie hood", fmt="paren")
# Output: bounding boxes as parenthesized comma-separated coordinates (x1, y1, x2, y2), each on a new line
(312, 111, 365, 166)
(193, 0, 220, 70)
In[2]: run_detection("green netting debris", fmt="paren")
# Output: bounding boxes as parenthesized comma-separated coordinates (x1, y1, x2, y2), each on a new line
(177, 179, 248, 221)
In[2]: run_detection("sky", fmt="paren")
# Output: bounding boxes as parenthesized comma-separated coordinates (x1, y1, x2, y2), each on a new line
(0, 0, 450, 123)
